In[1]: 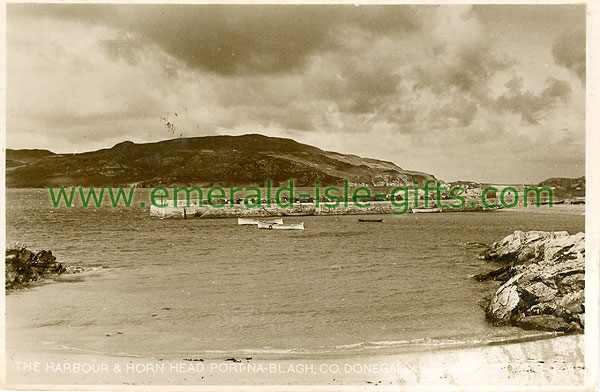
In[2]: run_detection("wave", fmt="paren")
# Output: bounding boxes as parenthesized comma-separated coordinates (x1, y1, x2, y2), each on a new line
(37, 330, 563, 361)
(41, 342, 144, 358)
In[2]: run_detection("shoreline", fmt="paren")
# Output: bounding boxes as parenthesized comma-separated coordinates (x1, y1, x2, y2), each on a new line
(5, 328, 571, 362)
(5, 334, 585, 387)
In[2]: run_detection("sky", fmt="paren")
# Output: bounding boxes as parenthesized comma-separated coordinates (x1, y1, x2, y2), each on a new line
(6, 4, 586, 183)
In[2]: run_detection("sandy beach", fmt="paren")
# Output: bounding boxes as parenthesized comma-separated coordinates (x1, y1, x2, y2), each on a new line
(4, 334, 587, 389)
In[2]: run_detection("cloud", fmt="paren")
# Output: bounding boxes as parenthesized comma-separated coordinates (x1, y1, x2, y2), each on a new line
(495, 76, 571, 124)
(6, 4, 586, 183)
(439, 97, 479, 127)
(6, 14, 224, 150)
(10, 4, 421, 76)
(127, 5, 421, 76)
(310, 35, 406, 115)
(552, 29, 585, 83)
(412, 6, 513, 98)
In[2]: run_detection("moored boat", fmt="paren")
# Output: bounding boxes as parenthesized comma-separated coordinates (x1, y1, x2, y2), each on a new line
(257, 222, 304, 230)
(238, 218, 284, 225)
(411, 207, 442, 213)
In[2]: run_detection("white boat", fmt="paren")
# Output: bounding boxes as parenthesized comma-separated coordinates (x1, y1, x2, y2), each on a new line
(411, 207, 442, 213)
(238, 218, 284, 225)
(257, 222, 304, 230)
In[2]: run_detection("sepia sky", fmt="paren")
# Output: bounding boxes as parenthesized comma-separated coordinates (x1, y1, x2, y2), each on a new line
(6, 4, 585, 183)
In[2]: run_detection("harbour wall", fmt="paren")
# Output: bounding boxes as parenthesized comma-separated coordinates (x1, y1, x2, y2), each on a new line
(150, 201, 485, 218)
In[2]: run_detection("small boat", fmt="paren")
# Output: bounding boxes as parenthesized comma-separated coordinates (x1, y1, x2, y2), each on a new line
(257, 222, 304, 230)
(411, 207, 442, 213)
(238, 218, 284, 225)
(358, 218, 384, 222)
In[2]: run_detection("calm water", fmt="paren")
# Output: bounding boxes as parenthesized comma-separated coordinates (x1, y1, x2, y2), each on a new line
(5, 189, 585, 359)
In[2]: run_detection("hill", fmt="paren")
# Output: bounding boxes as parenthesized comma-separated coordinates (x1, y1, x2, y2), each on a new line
(6, 149, 55, 169)
(537, 176, 585, 198)
(6, 134, 436, 188)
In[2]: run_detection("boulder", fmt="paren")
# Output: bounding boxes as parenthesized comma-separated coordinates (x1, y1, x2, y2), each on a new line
(486, 280, 520, 325)
(473, 265, 511, 281)
(514, 315, 580, 332)
(519, 281, 558, 303)
(5, 246, 66, 289)
(476, 231, 585, 333)
(559, 291, 585, 313)
(482, 230, 584, 265)
(557, 273, 585, 294)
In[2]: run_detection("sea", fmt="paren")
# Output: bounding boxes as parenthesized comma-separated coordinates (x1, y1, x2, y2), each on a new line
(5, 188, 585, 360)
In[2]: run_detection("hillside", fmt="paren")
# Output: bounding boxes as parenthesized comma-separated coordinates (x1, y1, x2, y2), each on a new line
(6, 149, 55, 169)
(537, 176, 585, 199)
(6, 134, 436, 188)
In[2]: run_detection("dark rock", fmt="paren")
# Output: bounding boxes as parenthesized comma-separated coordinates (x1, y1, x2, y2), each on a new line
(485, 275, 521, 325)
(557, 273, 585, 294)
(519, 281, 558, 303)
(514, 315, 580, 332)
(473, 265, 511, 281)
(577, 313, 585, 328)
(558, 291, 585, 313)
(5, 245, 67, 289)
(478, 231, 585, 333)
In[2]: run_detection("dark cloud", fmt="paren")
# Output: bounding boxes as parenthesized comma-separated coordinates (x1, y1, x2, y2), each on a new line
(139, 5, 420, 76)
(439, 97, 478, 127)
(336, 65, 402, 114)
(379, 103, 419, 134)
(495, 76, 571, 124)
(424, 96, 479, 131)
(552, 29, 585, 83)
(10, 4, 421, 76)
(412, 41, 513, 99)
(450, 47, 512, 93)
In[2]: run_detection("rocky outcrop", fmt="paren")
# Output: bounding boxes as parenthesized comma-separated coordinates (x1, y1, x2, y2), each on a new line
(5, 246, 66, 289)
(476, 231, 585, 333)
